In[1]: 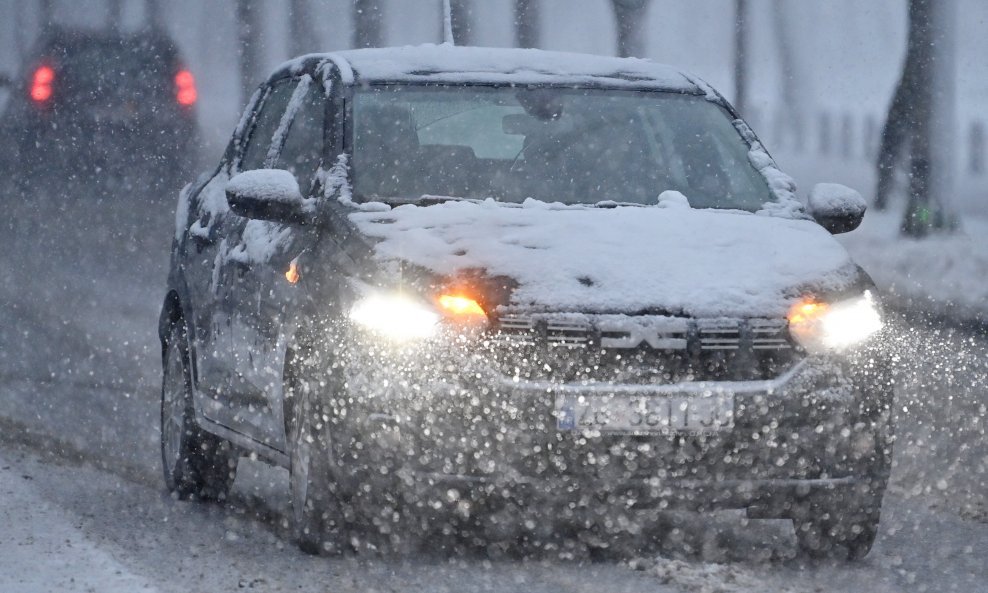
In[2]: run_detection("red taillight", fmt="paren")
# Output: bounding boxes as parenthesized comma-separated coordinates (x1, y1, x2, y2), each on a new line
(30, 65, 55, 103)
(175, 69, 197, 106)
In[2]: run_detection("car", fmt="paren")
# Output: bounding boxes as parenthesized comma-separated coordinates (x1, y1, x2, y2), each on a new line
(0, 27, 199, 193)
(158, 45, 894, 560)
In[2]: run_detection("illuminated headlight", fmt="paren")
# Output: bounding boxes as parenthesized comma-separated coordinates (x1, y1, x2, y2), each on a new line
(788, 291, 883, 353)
(349, 294, 440, 342)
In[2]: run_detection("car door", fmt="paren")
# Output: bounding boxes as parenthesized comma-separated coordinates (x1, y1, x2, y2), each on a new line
(183, 78, 298, 432)
(212, 74, 327, 449)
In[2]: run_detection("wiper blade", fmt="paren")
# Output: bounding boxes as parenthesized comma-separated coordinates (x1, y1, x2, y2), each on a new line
(593, 200, 646, 208)
(382, 195, 470, 207)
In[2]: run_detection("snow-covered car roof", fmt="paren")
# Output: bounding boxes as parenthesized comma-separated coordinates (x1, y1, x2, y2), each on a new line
(274, 44, 708, 93)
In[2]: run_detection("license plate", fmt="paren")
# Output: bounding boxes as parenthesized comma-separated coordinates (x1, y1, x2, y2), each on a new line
(555, 393, 734, 434)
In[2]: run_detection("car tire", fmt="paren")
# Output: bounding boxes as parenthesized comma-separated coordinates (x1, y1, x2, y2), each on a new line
(286, 347, 350, 556)
(792, 481, 884, 560)
(160, 320, 238, 501)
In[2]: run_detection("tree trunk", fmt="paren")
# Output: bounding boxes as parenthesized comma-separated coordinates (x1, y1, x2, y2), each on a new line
(771, 0, 804, 151)
(39, 0, 54, 32)
(236, 0, 261, 108)
(449, 0, 473, 46)
(289, 0, 317, 56)
(107, 0, 123, 32)
(353, 0, 384, 48)
(898, 0, 956, 236)
(873, 67, 913, 210)
(514, 0, 540, 48)
(611, 0, 650, 58)
(13, 2, 28, 63)
(733, 0, 748, 115)
(146, 0, 162, 30)
(925, 0, 958, 231)
(899, 0, 932, 233)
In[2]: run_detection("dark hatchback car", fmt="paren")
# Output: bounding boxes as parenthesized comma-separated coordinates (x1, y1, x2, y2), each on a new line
(0, 27, 199, 191)
(159, 46, 893, 560)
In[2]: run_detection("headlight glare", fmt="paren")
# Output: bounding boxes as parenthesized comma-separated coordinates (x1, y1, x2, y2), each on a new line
(349, 294, 440, 341)
(788, 291, 882, 353)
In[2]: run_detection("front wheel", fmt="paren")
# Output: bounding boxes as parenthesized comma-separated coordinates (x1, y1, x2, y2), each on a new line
(287, 353, 349, 555)
(160, 321, 237, 500)
(792, 481, 885, 560)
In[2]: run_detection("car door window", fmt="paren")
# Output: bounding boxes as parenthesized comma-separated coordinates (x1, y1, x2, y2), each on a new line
(239, 80, 297, 171)
(273, 82, 325, 185)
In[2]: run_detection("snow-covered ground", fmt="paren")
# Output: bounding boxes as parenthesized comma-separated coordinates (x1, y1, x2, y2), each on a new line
(0, 452, 158, 593)
(839, 206, 988, 323)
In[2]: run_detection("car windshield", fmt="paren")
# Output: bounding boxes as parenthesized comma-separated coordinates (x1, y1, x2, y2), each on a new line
(351, 85, 773, 210)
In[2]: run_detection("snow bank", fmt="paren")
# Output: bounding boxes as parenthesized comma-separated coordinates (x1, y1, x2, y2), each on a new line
(628, 556, 803, 593)
(0, 456, 158, 592)
(350, 200, 859, 317)
(839, 208, 988, 321)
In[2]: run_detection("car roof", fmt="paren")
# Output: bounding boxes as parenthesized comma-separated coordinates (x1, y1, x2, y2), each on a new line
(271, 45, 710, 95)
(34, 27, 180, 57)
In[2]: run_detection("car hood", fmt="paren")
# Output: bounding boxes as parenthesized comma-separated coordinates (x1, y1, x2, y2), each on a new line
(348, 200, 862, 318)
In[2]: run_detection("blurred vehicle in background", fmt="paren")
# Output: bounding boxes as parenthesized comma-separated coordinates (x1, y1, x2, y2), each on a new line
(0, 26, 199, 194)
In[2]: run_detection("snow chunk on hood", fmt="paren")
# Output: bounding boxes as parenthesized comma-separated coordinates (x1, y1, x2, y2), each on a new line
(350, 200, 860, 317)
(657, 190, 690, 209)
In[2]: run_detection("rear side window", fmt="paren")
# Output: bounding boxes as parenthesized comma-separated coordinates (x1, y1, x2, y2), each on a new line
(240, 80, 297, 171)
(56, 42, 175, 106)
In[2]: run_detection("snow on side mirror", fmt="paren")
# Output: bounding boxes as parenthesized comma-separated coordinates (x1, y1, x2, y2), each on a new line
(225, 169, 314, 225)
(808, 183, 867, 234)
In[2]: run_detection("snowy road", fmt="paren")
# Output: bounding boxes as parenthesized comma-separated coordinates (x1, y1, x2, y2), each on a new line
(1, 188, 985, 592)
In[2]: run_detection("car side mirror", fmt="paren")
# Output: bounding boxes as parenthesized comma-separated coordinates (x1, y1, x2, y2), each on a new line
(225, 169, 314, 225)
(807, 183, 866, 234)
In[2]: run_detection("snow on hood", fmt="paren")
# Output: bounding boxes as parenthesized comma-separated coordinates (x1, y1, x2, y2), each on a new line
(350, 200, 861, 318)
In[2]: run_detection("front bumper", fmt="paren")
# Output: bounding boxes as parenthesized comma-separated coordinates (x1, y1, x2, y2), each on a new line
(342, 347, 893, 515)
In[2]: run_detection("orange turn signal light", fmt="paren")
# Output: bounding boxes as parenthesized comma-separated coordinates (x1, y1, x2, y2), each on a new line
(437, 294, 486, 320)
(788, 299, 828, 326)
(285, 261, 300, 284)
(787, 299, 828, 344)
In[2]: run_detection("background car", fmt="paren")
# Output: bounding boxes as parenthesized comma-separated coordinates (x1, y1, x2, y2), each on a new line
(0, 26, 199, 195)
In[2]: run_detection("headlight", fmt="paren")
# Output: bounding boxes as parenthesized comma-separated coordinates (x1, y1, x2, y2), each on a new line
(788, 291, 883, 353)
(348, 292, 488, 342)
(349, 294, 440, 341)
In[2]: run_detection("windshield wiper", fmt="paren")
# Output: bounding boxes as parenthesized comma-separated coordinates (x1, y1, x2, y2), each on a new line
(593, 200, 646, 208)
(381, 195, 471, 207)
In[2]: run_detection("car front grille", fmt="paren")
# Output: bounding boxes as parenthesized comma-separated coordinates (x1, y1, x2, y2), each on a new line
(481, 314, 799, 384)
